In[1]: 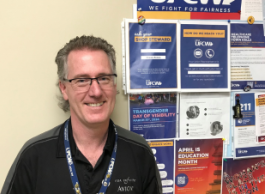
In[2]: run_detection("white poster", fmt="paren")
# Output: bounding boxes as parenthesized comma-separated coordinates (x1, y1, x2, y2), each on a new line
(231, 22, 265, 90)
(240, 0, 263, 21)
(255, 93, 265, 143)
(179, 93, 230, 142)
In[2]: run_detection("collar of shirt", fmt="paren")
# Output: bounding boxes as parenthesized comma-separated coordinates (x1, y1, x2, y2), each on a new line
(56, 118, 115, 159)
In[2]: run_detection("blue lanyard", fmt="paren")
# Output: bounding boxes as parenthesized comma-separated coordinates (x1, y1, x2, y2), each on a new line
(64, 120, 118, 194)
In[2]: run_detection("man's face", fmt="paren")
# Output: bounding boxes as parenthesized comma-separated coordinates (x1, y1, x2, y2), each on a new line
(59, 49, 117, 127)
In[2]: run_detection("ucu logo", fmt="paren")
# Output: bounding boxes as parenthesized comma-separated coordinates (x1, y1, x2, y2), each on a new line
(232, 84, 240, 87)
(195, 39, 213, 46)
(150, 0, 234, 5)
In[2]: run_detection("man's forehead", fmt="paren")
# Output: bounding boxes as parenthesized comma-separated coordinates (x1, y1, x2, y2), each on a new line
(66, 49, 112, 77)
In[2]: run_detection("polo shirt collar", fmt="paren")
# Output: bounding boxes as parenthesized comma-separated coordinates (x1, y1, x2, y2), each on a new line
(56, 118, 115, 158)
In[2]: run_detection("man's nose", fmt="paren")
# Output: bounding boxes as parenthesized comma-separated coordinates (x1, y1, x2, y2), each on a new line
(88, 79, 102, 96)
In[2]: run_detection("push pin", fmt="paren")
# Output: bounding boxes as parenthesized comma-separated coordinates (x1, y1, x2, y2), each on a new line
(138, 15, 145, 25)
(247, 16, 255, 24)
(233, 94, 243, 119)
(244, 85, 251, 92)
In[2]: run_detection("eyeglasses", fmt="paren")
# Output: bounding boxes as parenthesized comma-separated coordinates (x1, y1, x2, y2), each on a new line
(63, 74, 117, 91)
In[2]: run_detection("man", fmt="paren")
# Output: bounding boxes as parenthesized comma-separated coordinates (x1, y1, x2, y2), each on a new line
(1, 36, 162, 194)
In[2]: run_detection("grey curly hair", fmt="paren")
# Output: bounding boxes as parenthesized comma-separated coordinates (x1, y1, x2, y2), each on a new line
(55, 35, 116, 112)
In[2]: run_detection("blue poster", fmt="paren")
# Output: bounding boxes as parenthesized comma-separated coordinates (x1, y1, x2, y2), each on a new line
(148, 140, 174, 194)
(137, 0, 242, 13)
(180, 22, 229, 90)
(127, 21, 177, 91)
(233, 93, 265, 158)
(129, 93, 177, 139)
(231, 23, 265, 90)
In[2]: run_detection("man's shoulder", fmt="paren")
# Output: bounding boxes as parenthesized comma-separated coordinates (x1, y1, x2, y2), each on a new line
(22, 124, 62, 151)
(115, 125, 151, 151)
(0, 123, 64, 194)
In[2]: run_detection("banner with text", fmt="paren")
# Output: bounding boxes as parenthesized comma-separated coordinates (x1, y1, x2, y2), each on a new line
(137, 0, 241, 20)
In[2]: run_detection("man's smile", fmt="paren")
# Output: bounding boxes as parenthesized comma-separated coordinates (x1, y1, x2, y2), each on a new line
(85, 102, 104, 107)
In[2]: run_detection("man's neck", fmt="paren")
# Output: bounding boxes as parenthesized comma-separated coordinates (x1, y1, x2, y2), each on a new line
(70, 118, 110, 167)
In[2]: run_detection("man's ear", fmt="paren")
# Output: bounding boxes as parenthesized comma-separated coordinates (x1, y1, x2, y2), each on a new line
(59, 81, 69, 101)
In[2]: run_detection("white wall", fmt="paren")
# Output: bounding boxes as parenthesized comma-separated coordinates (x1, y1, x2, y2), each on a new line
(0, 0, 136, 189)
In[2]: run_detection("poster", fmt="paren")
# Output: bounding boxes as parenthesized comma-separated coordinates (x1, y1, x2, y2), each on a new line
(233, 93, 265, 158)
(179, 93, 230, 141)
(148, 140, 175, 193)
(129, 93, 177, 139)
(175, 138, 223, 194)
(136, 0, 241, 20)
(222, 157, 265, 194)
(231, 23, 265, 90)
(255, 93, 265, 143)
(178, 21, 230, 92)
(125, 19, 178, 93)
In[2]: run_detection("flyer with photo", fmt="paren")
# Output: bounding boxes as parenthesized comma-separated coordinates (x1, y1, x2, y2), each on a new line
(179, 93, 230, 141)
(222, 157, 265, 194)
(129, 93, 177, 139)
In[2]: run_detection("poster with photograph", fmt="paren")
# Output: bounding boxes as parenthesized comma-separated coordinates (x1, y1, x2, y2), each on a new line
(222, 157, 265, 194)
(175, 138, 223, 194)
(179, 93, 230, 141)
(148, 140, 175, 194)
(125, 19, 178, 93)
(233, 93, 265, 158)
(178, 21, 230, 92)
(231, 23, 265, 90)
(129, 93, 177, 139)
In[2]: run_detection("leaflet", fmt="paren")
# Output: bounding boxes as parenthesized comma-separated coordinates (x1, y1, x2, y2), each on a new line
(125, 19, 178, 93)
(175, 138, 223, 194)
(255, 93, 265, 143)
(178, 21, 230, 92)
(231, 23, 265, 90)
(179, 93, 230, 141)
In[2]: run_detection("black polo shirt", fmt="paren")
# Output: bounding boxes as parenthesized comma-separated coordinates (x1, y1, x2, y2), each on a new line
(2, 119, 162, 194)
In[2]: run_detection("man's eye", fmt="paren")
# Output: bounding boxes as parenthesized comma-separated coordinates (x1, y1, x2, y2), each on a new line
(99, 76, 110, 81)
(76, 79, 88, 83)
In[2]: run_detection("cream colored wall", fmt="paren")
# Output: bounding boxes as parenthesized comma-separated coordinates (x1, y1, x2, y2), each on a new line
(0, 0, 135, 189)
